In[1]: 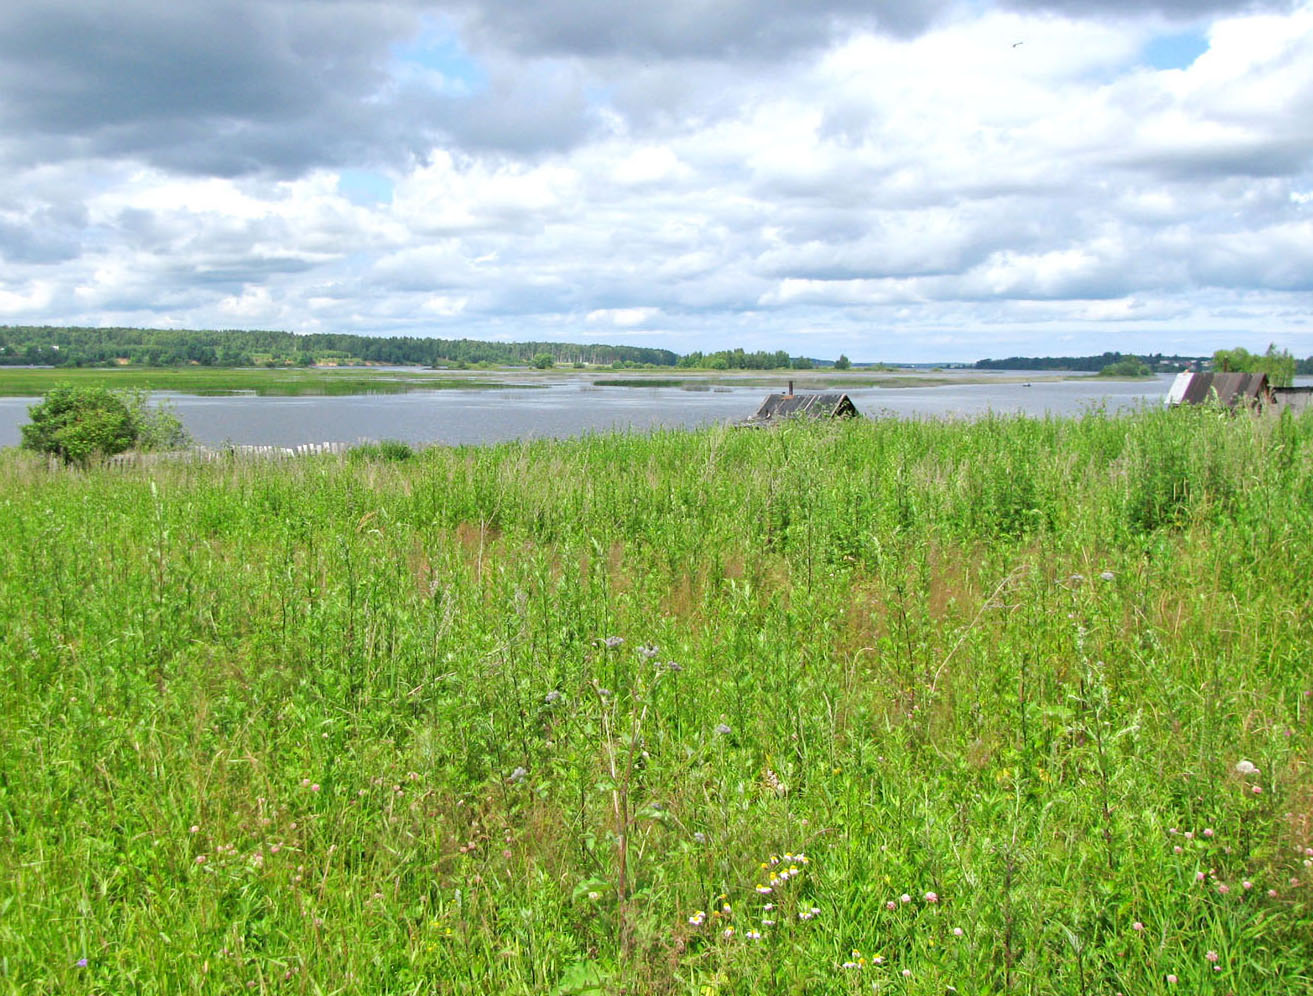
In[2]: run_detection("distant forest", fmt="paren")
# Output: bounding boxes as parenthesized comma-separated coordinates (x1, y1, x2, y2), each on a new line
(976, 350, 1313, 375)
(0, 326, 679, 369)
(974, 351, 1207, 372)
(0, 326, 823, 371)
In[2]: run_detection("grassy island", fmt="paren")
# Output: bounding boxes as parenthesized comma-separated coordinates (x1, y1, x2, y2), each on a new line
(3, 408, 1312, 994)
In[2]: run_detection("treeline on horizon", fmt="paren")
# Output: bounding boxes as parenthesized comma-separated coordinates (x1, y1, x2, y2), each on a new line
(976, 349, 1313, 375)
(0, 326, 814, 371)
(0, 325, 679, 369)
(975, 351, 1204, 372)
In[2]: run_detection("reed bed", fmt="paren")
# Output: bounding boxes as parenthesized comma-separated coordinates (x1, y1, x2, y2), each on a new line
(2, 405, 1312, 994)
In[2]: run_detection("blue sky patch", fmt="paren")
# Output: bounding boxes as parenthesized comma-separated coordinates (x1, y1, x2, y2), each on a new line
(1144, 30, 1209, 70)
(337, 169, 394, 206)
(393, 21, 487, 95)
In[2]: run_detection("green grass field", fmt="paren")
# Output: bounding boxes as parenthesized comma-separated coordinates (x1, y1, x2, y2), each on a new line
(2, 408, 1311, 994)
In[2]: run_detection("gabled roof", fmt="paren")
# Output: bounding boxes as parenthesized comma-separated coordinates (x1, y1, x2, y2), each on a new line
(1165, 371, 1269, 408)
(744, 392, 859, 424)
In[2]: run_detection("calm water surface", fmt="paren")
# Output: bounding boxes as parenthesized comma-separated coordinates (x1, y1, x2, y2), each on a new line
(0, 372, 1229, 449)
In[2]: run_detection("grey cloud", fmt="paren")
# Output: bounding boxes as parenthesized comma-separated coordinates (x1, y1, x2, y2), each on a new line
(0, 0, 424, 174)
(0, 201, 88, 263)
(1000, 0, 1297, 16)
(0, 0, 600, 174)
(455, 0, 951, 60)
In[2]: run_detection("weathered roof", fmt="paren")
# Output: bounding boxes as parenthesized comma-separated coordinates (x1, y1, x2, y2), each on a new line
(743, 392, 859, 424)
(1165, 371, 1269, 408)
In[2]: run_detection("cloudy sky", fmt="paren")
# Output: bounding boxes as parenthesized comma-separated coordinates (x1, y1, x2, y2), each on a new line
(1, 0, 1311, 361)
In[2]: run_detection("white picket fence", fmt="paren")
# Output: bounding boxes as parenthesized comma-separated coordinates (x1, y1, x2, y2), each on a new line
(104, 442, 349, 467)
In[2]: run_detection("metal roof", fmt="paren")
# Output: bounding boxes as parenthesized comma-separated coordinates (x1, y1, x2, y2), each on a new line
(1165, 372, 1269, 408)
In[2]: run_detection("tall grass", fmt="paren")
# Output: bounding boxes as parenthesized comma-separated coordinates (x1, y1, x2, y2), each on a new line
(2, 405, 1311, 994)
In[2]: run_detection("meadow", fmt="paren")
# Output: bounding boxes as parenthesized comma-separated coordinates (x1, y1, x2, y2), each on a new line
(1, 406, 1311, 994)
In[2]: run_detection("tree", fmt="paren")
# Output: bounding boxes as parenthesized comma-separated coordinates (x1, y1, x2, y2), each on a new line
(834, 354, 851, 370)
(1213, 343, 1295, 387)
(532, 352, 555, 369)
(21, 384, 189, 464)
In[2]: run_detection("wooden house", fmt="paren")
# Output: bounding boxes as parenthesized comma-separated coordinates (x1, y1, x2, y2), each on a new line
(741, 381, 860, 426)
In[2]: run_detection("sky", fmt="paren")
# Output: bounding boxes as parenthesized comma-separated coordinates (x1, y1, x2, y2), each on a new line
(1, 1, 1312, 362)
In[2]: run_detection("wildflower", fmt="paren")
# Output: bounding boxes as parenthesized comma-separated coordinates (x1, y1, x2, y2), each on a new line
(761, 919, 775, 926)
(1252, 785, 1263, 795)
(1174, 846, 1183, 853)
(1268, 889, 1278, 897)
(195, 855, 206, 864)
(544, 690, 562, 704)
(310, 783, 320, 792)
(1166, 974, 1178, 984)
(953, 927, 964, 937)
(661, 660, 683, 672)
(509, 766, 528, 784)
(1243, 880, 1253, 890)
(1218, 883, 1230, 894)
(714, 723, 732, 736)
(76, 958, 88, 968)
(756, 884, 772, 894)
(1203, 828, 1214, 837)
(903, 969, 912, 978)
(1132, 921, 1144, 932)
(924, 891, 939, 903)
(1205, 951, 1219, 963)
(1184, 831, 1194, 839)
(1235, 759, 1259, 775)
(841, 961, 860, 970)
(885, 901, 896, 910)
(189, 825, 199, 834)
(763, 903, 775, 911)
(637, 644, 659, 659)
(1100, 571, 1115, 581)
(872, 956, 884, 965)
(692, 832, 706, 844)
(587, 891, 600, 901)
(602, 636, 624, 649)
(722, 927, 734, 938)
(745, 930, 762, 940)
(1195, 871, 1206, 882)
(900, 894, 911, 904)
(689, 911, 706, 926)
(301, 778, 311, 788)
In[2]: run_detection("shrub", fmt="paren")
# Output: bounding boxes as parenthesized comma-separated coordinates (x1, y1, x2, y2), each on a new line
(349, 439, 416, 462)
(20, 384, 189, 464)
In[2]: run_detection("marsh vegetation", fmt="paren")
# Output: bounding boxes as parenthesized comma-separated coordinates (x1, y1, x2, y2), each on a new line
(2, 408, 1312, 993)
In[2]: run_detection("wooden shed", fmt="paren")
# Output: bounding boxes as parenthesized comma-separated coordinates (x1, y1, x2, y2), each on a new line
(1165, 372, 1271, 409)
(741, 382, 859, 426)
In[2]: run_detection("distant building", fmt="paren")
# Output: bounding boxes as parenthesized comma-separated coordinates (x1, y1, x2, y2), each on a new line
(1165, 371, 1312, 414)
(742, 381, 860, 425)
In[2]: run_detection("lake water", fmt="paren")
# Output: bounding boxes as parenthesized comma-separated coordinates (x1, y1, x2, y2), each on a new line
(0, 371, 1237, 449)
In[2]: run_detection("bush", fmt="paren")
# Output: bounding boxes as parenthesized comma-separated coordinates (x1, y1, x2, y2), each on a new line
(349, 439, 416, 462)
(20, 384, 189, 464)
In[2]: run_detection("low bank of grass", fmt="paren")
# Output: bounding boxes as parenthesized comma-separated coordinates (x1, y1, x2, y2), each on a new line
(0, 366, 534, 396)
(2, 406, 1312, 994)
